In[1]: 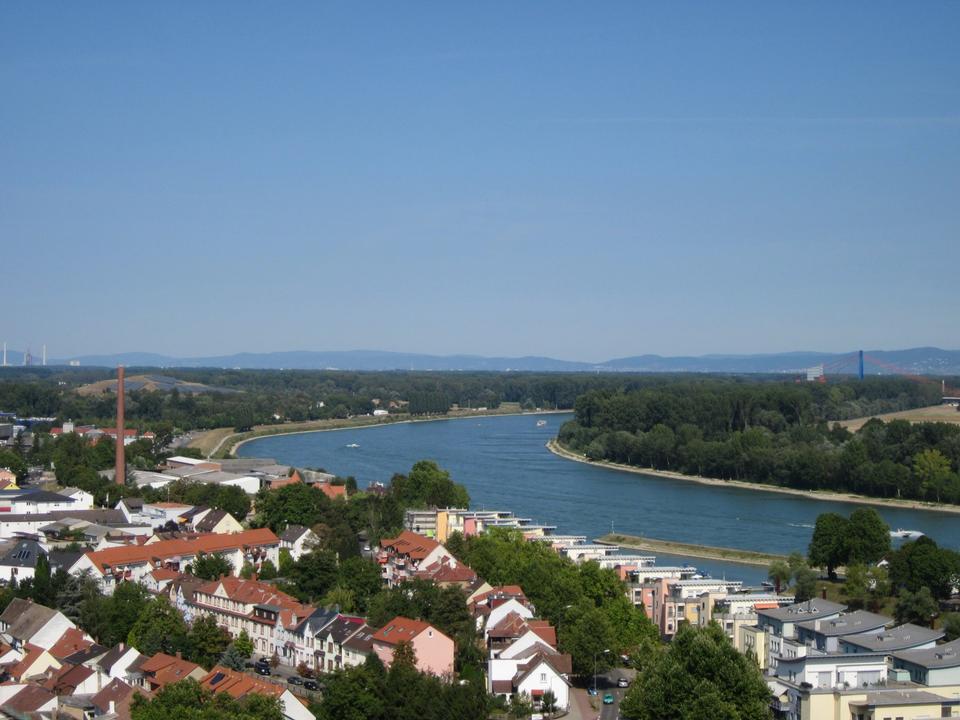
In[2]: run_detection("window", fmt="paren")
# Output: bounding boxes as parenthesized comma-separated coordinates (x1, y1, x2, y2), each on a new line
(540, 673, 546, 683)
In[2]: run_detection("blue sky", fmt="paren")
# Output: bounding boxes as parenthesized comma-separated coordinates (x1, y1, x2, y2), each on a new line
(2, 3, 958, 361)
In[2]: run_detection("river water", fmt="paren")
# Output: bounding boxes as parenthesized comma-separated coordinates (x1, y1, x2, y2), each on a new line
(238, 413, 960, 586)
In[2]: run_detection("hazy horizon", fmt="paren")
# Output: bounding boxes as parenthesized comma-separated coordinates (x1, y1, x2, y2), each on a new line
(4, 3, 959, 358)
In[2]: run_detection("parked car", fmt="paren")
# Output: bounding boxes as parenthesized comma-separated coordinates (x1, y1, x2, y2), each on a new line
(255, 665, 271, 676)
(617, 676, 630, 688)
(287, 676, 304, 686)
(587, 687, 598, 696)
(603, 693, 615, 705)
(304, 680, 319, 691)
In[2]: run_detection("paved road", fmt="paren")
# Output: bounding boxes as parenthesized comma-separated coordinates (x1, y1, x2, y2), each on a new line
(573, 667, 636, 720)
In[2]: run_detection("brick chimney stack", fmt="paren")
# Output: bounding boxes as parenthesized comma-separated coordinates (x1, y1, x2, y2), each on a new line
(115, 366, 125, 485)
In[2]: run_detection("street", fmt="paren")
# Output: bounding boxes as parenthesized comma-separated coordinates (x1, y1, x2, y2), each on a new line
(569, 667, 635, 720)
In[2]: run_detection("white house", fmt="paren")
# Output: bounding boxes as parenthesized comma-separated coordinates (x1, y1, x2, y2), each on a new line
(0, 489, 77, 515)
(0, 539, 45, 584)
(0, 598, 75, 652)
(484, 599, 534, 641)
(280, 525, 319, 561)
(775, 650, 889, 689)
(56, 487, 94, 509)
(490, 648, 572, 712)
(70, 528, 280, 593)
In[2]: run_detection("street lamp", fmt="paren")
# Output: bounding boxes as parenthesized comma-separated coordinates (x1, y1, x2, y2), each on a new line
(593, 648, 610, 695)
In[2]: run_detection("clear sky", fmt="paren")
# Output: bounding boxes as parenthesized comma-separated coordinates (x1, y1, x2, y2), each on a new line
(3, 3, 958, 362)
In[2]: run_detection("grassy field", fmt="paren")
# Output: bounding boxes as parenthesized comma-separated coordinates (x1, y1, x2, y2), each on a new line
(187, 427, 237, 456)
(599, 533, 790, 567)
(840, 404, 960, 432)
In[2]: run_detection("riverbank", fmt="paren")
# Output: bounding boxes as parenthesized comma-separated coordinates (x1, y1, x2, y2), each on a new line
(546, 438, 960, 516)
(597, 533, 788, 567)
(201, 408, 571, 458)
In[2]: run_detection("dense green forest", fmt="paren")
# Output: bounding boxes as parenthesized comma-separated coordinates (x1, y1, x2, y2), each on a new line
(558, 378, 960, 503)
(0, 367, 705, 431)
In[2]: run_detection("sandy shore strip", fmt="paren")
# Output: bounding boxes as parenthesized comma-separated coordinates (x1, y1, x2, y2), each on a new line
(546, 438, 960, 516)
(596, 533, 788, 567)
(208, 408, 572, 457)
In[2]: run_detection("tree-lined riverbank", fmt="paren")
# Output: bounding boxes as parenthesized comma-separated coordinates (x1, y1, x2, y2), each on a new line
(546, 438, 960, 515)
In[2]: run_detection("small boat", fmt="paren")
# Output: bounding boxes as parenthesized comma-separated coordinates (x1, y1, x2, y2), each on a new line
(536, 419, 547, 427)
(891, 528, 924, 539)
(345, 443, 360, 448)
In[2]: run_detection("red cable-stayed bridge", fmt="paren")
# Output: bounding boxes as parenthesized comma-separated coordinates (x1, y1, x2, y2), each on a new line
(797, 350, 960, 401)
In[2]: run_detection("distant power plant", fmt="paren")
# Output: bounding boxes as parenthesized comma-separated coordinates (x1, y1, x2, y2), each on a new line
(0, 342, 50, 367)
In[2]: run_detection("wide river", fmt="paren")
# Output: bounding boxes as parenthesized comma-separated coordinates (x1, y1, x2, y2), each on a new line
(239, 413, 960, 586)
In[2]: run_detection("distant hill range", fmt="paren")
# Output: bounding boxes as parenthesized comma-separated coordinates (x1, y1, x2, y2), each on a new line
(0, 346, 954, 375)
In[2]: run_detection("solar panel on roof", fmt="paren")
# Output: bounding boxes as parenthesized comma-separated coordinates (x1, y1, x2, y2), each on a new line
(210, 672, 225, 685)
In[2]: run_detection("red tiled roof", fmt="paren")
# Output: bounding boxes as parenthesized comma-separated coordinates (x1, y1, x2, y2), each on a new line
(487, 612, 530, 640)
(372, 616, 434, 646)
(528, 620, 557, 648)
(44, 662, 94, 694)
(200, 665, 283, 699)
(379, 531, 441, 561)
(149, 567, 180, 582)
(91, 678, 141, 716)
(195, 576, 314, 626)
(491, 679, 513, 694)
(268, 473, 301, 490)
(83, 528, 279, 573)
(48, 628, 94, 661)
(415, 559, 477, 584)
(318, 483, 346, 500)
(139, 652, 203, 689)
(1, 684, 56, 713)
(470, 585, 527, 607)
(6, 644, 54, 681)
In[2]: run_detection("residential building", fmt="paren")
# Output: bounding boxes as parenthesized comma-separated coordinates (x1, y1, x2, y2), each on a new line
(794, 610, 893, 653)
(893, 638, 960, 686)
(839, 623, 944, 655)
(0, 539, 45, 583)
(490, 648, 572, 713)
(377, 531, 457, 587)
(774, 649, 890, 689)
(198, 665, 315, 720)
(71, 527, 280, 592)
(280, 525, 318, 561)
(371, 616, 454, 677)
(0, 488, 77, 515)
(186, 576, 318, 657)
(193, 508, 244, 534)
(0, 684, 58, 716)
(754, 598, 846, 671)
(313, 614, 366, 673)
(0, 598, 74, 652)
(341, 624, 375, 669)
(135, 652, 205, 692)
(276, 608, 339, 670)
(56, 487, 94, 509)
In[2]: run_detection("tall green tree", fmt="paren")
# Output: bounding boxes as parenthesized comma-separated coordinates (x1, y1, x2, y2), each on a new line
(767, 560, 791, 594)
(187, 615, 231, 669)
(619, 624, 771, 720)
(130, 679, 283, 720)
(845, 508, 890, 565)
(128, 596, 189, 656)
(190, 553, 233, 581)
(807, 513, 848, 579)
(894, 586, 939, 626)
